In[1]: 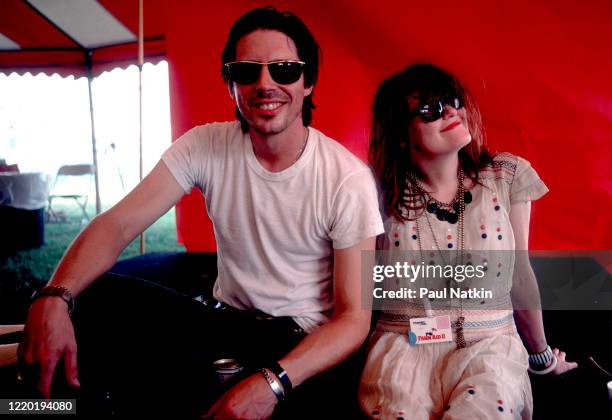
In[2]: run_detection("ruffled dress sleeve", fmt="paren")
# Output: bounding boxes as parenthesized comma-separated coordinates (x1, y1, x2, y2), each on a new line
(508, 155, 549, 204)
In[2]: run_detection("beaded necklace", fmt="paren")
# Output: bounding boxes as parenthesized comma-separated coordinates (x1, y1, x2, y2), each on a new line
(413, 169, 467, 349)
(415, 170, 472, 224)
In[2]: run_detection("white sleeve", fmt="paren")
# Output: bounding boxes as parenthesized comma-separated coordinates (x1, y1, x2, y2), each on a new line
(510, 155, 549, 204)
(328, 169, 385, 249)
(161, 125, 211, 193)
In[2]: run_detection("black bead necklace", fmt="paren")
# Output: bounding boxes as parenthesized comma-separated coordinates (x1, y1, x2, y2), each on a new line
(413, 167, 468, 349)
(414, 169, 472, 224)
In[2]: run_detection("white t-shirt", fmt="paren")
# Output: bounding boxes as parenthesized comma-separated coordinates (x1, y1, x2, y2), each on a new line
(162, 121, 383, 332)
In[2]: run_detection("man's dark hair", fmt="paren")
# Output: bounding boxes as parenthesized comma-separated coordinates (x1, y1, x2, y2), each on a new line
(221, 6, 322, 131)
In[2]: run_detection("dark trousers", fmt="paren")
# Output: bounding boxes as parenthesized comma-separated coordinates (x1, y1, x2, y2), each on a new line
(66, 274, 366, 419)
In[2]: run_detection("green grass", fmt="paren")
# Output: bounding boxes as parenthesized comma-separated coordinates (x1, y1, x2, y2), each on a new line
(0, 202, 184, 323)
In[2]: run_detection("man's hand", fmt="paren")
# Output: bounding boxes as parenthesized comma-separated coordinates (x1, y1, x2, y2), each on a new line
(18, 298, 80, 398)
(203, 373, 278, 420)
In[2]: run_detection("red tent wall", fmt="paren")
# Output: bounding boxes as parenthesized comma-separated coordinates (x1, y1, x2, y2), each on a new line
(166, 0, 612, 251)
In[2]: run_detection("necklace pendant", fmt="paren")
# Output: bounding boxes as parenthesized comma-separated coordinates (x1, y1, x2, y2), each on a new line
(464, 190, 473, 204)
(426, 202, 438, 214)
(436, 209, 447, 221)
(446, 212, 458, 224)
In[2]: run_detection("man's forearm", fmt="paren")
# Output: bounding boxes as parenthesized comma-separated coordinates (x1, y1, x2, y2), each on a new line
(278, 310, 370, 388)
(275, 236, 377, 388)
(47, 213, 128, 297)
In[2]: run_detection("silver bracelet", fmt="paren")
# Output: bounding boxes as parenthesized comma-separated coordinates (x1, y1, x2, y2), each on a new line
(258, 368, 285, 401)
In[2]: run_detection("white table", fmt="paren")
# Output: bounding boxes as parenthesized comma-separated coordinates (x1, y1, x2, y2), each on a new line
(0, 172, 49, 252)
(0, 172, 49, 210)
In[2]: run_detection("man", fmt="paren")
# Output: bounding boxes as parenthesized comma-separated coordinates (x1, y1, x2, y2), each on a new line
(19, 7, 383, 418)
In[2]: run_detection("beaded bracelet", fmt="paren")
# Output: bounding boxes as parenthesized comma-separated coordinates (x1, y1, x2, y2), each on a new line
(528, 345, 553, 369)
(528, 355, 558, 375)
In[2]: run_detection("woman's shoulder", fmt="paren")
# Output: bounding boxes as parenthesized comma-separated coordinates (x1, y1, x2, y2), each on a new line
(478, 152, 548, 204)
(478, 152, 517, 184)
(479, 152, 535, 180)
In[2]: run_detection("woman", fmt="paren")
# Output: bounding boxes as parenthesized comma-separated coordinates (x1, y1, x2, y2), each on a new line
(359, 64, 577, 419)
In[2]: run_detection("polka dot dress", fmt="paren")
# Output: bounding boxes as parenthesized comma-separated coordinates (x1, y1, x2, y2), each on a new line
(360, 153, 548, 419)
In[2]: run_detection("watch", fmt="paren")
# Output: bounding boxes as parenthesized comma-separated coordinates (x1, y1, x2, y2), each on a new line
(31, 285, 75, 317)
(268, 361, 293, 394)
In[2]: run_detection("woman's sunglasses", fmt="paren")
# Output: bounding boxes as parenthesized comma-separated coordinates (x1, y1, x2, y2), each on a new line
(224, 60, 306, 85)
(412, 97, 464, 122)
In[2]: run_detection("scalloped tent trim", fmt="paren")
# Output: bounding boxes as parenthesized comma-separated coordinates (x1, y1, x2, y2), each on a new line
(0, 0, 166, 78)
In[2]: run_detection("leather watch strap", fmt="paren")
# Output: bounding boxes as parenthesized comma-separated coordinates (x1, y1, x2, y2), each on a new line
(32, 285, 75, 317)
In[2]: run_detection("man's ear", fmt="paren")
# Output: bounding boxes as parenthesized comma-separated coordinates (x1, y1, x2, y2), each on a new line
(305, 85, 313, 97)
(227, 83, 236, 101)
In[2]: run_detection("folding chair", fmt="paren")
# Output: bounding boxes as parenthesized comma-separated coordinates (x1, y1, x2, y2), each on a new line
(47, 164, 94, 224)
(0, 324, 23, 368)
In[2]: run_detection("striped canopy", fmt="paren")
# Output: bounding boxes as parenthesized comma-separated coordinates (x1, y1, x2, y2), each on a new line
(0, 0, 166, 77)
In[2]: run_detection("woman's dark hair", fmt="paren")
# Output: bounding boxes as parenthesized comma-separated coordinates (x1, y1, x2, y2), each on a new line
(369, 63, 493, 222)
(221, 6, 322, 131)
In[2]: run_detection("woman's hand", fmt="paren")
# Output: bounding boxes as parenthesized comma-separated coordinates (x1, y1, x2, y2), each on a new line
(551, 347, 578, 375)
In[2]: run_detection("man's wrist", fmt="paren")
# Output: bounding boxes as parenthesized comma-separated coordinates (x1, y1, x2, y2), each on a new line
(258, 368, 285, 402)
(31, 285, 75, 317)
(267, 361, 293, 394)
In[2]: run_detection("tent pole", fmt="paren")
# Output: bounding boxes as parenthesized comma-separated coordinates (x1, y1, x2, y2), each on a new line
(138, 0, 145, 255)
(86, 51, 102, 216)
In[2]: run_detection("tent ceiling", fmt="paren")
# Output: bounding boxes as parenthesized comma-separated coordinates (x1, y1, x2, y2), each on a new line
(28, 0, 136, 49)
(0, 0, 166, 77)
(0, 33, 20, 50)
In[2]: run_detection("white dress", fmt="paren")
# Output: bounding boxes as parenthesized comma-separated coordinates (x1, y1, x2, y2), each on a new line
(359, 153, 549, 419)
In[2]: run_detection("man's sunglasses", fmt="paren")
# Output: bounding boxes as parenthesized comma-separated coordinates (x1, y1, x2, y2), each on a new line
(224, 60, 306, 85)
(412, 97, 464, 122)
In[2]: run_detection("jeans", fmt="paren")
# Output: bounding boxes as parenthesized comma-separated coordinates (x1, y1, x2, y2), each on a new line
(68, 273, 365, 419)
